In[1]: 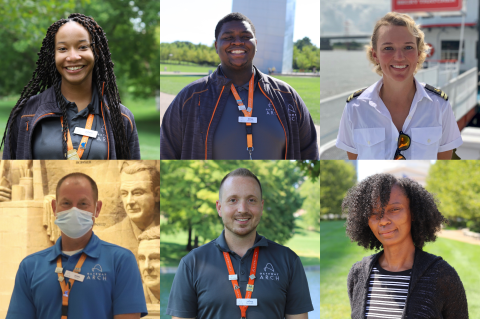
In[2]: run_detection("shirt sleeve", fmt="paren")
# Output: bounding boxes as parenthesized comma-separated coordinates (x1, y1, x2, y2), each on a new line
(294, 92, 319, 160)
(160, 95, 183, 159)
(336, 103, 358, 154)
(438, 100, 463, 152)
(6, 261, 36, 319)
(125, 111, 141, 159)
(113, 250, 148, 317)
(284, 257, 314, 315)
(437, 262, 468, 319)
(165, 258, 198, 318)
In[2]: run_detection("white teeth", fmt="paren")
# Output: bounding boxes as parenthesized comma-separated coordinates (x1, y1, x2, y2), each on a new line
(67, 66, 83, 70)
(231, 50, 245, 54)
(237, 218, 249, 221)
(392, 65, 407, 69)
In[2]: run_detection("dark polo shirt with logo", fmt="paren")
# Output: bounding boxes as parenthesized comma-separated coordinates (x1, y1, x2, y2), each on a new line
(166, 230, 313, 318)
(212, 68, 286, 159)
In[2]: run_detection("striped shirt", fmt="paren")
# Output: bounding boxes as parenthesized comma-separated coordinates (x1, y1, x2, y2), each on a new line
(365, 262, 412, 319)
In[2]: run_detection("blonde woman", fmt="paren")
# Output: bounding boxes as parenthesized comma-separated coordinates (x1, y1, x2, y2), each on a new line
(336, 12, 462, 160)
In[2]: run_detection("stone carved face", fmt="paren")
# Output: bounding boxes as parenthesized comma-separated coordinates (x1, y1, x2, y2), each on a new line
(138, 239, 160, 298)
(120, 171, 159, 230)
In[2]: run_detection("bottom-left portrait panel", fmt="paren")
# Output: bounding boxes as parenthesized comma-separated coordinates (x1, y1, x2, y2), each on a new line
(0, 160, 160, 319)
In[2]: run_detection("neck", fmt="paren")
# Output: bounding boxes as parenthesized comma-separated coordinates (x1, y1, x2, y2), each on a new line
(131, 215, 155, 234)
(380, 77, 416, 110)
(60, 78, 93, 112)
(61, 229, 93, 251)
(221, 63, 254, 86)
(224, 228, 257, 257)
(380, 238, 416, 272)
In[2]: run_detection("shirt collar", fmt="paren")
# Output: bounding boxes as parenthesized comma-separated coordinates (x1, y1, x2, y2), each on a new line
(214, 229, 268, 253)
(62, 83, 101, 116)
(218, 66, 258, 91)
(46, 232, 101, 261)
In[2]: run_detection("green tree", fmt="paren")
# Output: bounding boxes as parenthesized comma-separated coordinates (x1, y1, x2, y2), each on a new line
(300, 177, 320, 230)
(320, 161, 356, 217)
(160, 161, 305, 250)
(427, 161, 480, 231)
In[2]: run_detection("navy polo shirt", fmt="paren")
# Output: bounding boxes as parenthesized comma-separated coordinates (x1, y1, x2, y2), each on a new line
(212, 68, 286, 159)
(166, 231, 313, 318)
(6, 233, 148, 319)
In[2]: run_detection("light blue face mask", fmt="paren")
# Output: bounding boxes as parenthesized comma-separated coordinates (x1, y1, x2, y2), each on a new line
(54, 206, 96, 239)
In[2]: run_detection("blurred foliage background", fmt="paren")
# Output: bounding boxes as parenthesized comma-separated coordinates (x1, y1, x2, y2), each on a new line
(0, 0, 159, 98)
(160, 160, 319, 251)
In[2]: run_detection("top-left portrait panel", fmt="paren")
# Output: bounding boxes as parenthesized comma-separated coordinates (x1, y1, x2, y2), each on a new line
(0, 1, 160, 160)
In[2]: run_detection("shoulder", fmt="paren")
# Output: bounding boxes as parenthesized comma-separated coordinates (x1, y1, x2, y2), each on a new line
(179, 240, 217, 267)
(175, 75, 213, 100)
(263, 238, 299, 260)
(260, 73, 297, 95)
(21, 87, 57, 114)
(346, 88, 368, 103)
(98, 238, 136, 259)
(19, 246, 55, 267)
(423, 83, 449, 101)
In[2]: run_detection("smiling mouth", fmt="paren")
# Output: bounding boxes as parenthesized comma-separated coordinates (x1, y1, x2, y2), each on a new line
(235, 217, 251, 224)
(391, 65, 407, 69)
(380, 229, 397, 235)
(65, 65, 85, 73)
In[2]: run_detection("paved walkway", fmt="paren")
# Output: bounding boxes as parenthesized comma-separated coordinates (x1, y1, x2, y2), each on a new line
(437, 229, 480, 246)
(160, 92, 320, 153)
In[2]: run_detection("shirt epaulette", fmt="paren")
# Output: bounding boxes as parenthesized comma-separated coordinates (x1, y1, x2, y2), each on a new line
(346, 88, 367, 102)
(424, 84, 448, 100)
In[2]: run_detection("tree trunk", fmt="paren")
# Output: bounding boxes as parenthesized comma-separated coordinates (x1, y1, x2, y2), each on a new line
(186, 225, 192, 251)
(194, 235, 199, 248)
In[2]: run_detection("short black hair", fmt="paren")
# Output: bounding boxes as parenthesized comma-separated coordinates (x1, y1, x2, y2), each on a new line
(215, 12, 256, 41)
(342, 173, 446, 251)
(56, 172, 98, 203)
(219, 168, 262, 200)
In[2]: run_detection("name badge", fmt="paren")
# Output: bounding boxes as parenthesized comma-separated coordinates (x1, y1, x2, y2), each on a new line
(229, 274, 238, 280)
(238, 117, 257, 124)
(64, 270, 85, 282)
(74, 127, 98, 138)
(236, 299, 257, 306)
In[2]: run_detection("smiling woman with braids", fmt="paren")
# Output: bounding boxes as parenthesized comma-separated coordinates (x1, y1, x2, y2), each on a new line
(1, 13, 140, 159)
(342, 174, 468, 319)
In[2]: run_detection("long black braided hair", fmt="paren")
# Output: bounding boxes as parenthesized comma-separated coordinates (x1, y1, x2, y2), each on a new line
(1, 13, 130, 159)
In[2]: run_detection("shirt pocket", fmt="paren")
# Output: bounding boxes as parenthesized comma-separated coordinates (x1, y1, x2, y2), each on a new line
(411, 126, 442, 159)
(353, 128, 385, 159)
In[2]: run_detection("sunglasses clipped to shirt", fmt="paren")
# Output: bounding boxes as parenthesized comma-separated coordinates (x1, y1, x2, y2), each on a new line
(394, 131, 411, 160)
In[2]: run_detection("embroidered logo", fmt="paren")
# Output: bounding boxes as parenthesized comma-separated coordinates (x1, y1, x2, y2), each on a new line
(86, 264, 107, 281)
(92, 264, 103, 272)
(259, 263, 279, 281)
(266, 102, 275, 115)
(287, 104, 297, 122)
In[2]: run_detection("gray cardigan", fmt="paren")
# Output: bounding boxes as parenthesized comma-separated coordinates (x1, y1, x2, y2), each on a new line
(347, 248, 468, 319)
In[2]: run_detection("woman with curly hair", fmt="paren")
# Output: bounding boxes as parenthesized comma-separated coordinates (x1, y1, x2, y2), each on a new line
(342, 173, 468, 319)
(336, 12, 462, 160)
(1, 13, 140, 159)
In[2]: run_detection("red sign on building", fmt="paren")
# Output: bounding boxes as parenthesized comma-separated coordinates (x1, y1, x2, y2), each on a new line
(392, 0, 462, 13)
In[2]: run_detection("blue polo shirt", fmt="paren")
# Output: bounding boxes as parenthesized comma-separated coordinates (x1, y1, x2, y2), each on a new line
(166, 231, 313, 318)
(6, 233, 148, 319)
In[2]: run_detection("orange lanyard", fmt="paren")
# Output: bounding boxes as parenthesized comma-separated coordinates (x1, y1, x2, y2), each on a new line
(222, 247, 259, 318)
(60, 114, 94, 160)
(56, 253, 87, 319)
(230, 73, 255, 160)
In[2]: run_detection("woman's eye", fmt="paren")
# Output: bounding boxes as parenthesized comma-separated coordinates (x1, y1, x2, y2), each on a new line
(384, 47, 393, 51)
(58, 48, 67, 51)
(405, 46, 414, 50)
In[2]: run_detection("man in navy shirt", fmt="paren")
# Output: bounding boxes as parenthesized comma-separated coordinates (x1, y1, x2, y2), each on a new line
(6, 172, 148, 319)
(166, 168, 313, 318)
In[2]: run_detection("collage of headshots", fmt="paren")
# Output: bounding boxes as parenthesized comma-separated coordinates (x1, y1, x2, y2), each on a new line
(1, 1, 322, 319)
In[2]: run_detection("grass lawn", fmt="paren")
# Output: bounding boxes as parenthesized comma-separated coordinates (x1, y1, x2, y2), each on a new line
(160, 74, 320, 124)
(0, 95, 159, 159)
(321, 220, 480, 318)
(161, 219, 320, 268)
(161, 63, 215, 73)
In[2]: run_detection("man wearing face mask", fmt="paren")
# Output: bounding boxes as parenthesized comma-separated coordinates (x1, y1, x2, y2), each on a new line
(6, 173, 148, 319)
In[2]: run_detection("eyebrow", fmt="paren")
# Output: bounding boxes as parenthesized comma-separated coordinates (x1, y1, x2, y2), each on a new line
(381, 41, 415, 45)
(56, 39, 89, 45)
(222, 31, 253, 35)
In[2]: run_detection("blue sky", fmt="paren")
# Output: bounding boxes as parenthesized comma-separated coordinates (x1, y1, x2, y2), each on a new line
(160, 0, 320, 46)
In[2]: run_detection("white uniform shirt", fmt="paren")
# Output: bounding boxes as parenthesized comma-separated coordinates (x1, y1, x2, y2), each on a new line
(336, 77, 463, 159)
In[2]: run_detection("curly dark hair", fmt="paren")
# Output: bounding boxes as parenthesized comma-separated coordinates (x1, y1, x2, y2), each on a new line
(342, 173, 446, 251)
(1, 13, 130, 159)
(215, 12, 256, 41)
